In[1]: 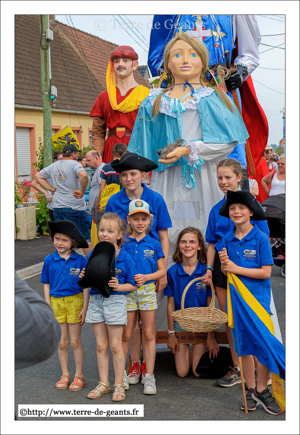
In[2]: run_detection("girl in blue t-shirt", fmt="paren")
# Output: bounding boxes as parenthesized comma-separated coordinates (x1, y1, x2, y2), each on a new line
(80, 213, 136, 402)
(164, 227, 219, 378)
(122, 199, 167, 395)
(204, 158, 270, 387)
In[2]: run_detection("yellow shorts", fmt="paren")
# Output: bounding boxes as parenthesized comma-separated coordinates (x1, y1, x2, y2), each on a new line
(51, 292, 83, 324)
(126, 282, 158, 311)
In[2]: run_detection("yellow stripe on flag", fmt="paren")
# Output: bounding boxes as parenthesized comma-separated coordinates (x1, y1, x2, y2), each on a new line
(227, 273, 285, 412)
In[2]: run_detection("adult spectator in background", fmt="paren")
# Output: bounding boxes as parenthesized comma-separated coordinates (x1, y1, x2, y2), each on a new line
(31, 151, 63, 221)
(15, 274, 61, 370)
(78, 155, 87, 167)
(85, 150, 105, 231)
(95, 143, 127, 218)
(35, 144, 92, 256)
(255, 145, 273, 204)
(261, 155, 285, 197)
(89, 45, 149, 163)
(248, 176, 259, 198)
(270, 156, 278, 172)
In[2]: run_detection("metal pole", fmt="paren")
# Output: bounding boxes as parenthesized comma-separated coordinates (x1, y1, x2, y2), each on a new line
(40, 15, 53, 167)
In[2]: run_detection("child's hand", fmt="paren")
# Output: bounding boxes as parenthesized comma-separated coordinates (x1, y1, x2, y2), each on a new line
(221, 258, 237, 274)
(78, 308, 87, 326)
(134, 274, 146, 287)
(218, 248, 228, 264)
(167, 334, 179, 355)
(156, 276, 167, 292)
(108, 277, 119, 290)
(201, 272, 212, 286)
(79, 268, 86, 279)
(207, 334, 219, 359)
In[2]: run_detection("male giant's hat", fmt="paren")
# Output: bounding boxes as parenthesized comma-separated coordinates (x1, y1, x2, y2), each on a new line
(110, 45, 138, 60)
(219, 190, 266, 221)
(110, 152, 158, 173)
(78, 241, 115, 298)
(48, 220, 88, 248)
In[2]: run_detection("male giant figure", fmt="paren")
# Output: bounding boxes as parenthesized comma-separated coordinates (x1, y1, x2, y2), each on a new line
(89, 45, 149, 164)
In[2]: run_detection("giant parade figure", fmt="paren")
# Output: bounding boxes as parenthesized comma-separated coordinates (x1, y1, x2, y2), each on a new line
(128, 32, 249, 260)
(89, 45, 149, 164)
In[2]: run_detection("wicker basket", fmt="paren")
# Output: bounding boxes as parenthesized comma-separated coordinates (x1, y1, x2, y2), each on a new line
(171, 276, 228, 333)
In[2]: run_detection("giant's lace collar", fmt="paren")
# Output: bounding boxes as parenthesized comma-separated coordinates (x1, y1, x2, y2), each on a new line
(148, 86, 214, 118)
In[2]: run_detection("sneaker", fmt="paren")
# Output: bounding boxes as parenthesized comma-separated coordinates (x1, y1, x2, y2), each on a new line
(123, 370, 129, 390)
(143, 374, 157, 395)
(217, 367, 245, 387)
(141, 362, 147, 385)
(241, 388, 257, 411)
(252, 388, 282, 415)
(128, 361, 141, 385)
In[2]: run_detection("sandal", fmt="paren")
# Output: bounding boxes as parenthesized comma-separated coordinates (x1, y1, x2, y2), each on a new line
(112, 384, 126, 402)
(87, 382, 111, 400)
(69, 376, 86, 392)
(56, 375, 71, 390)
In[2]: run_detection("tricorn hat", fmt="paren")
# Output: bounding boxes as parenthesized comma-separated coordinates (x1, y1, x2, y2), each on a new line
(78, 241, 115, 298)
(195, 346, 233, 379)
(219, 190, 266, 221)
(48, 220, 88, 248)
(110, 152, 158, 173)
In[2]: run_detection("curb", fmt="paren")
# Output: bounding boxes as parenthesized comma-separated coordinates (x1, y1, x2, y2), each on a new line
(16, 262, 44, 280)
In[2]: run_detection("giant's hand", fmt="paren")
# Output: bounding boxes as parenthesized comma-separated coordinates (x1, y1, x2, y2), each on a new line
(158, 146, 191, 165)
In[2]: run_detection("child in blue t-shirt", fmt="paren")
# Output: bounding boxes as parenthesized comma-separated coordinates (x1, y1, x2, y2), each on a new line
(164, 227, 219, 378)
(41, 221, 88, 392)
(204, 158, 270, 387)
(81, 212, 136, 402)
(122, 199, 166, 395)
(218, 190, 281, 415)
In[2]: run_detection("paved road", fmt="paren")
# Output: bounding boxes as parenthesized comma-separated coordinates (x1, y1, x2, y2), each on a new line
(14, 246, 286, 425)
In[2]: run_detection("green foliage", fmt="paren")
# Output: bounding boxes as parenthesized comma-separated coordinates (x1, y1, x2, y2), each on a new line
(82, 145, 93, 156)
(35, 194, 50, 235)
(33, 140, 66, 171)
(15, 179, 32, 205)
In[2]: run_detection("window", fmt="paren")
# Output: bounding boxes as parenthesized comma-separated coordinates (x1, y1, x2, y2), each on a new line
(16, 127, 31, 181)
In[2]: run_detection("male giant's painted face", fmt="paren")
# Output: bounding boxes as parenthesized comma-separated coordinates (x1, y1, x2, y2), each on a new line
(113, 57, 138, 79)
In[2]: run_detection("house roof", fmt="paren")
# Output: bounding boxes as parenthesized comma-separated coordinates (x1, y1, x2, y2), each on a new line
(15, 15, 150, 113)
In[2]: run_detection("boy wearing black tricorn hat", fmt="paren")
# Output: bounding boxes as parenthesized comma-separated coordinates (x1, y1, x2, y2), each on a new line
(218, 191, 284, 415)
(41, 220, 89, 392)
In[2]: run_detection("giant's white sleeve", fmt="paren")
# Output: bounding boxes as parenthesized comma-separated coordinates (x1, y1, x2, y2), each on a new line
(185, 140, 236, 166)
(232, 15, 261, 79)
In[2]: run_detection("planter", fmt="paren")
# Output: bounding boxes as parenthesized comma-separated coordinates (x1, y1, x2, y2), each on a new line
(15, 206, 36, 240)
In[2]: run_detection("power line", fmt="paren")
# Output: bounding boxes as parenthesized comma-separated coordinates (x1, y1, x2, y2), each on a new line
(261, 33, 285, 37)
(116, 15, 149, 48)
(258, 66, 285, 70)
(252, 78, 285, 95)
(259, 15, 285, 22)
(112, 15, 148, 53)
(123, 15, 149, 45)
(260, 42, 285, 49)
(259, 42, 285, 54)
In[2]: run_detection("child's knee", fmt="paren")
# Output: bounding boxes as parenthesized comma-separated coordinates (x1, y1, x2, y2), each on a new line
(143, 329, 155, 343)
(176, 367, 189, 378)
(110, 341, 123, 355)
(122, 329, 132, 343)
(70, 337, 81, 350)
(59, 337, 69, 350)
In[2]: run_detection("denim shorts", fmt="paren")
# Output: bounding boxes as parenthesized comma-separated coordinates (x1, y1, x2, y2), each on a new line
(85, 294, 127, 325)
(174, 320, 186, 332)
(53, 208, 91, 241)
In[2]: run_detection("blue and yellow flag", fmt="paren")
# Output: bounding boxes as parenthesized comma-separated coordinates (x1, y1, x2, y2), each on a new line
(227, 273, 285, 411)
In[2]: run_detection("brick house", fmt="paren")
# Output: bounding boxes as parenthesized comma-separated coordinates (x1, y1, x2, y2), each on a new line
(15, 14, 149, 182)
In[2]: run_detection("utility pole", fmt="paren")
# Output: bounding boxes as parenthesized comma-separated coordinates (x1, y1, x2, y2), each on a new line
(40, 15, 52, 167)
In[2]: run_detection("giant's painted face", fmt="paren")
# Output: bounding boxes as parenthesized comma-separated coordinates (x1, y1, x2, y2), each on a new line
(168, 39, 203, 82)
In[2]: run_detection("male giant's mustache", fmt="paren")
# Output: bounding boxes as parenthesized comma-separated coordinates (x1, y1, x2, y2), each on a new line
(117, 66, 127, 71)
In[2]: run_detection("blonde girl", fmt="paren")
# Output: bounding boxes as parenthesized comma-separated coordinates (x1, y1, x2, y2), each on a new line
(82, 213, 137, 402)
(165, 227, 219, 378)
(122, 199, 166, 394)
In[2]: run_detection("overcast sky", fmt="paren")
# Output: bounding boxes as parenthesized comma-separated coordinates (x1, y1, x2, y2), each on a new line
(55, 13, 285, 146)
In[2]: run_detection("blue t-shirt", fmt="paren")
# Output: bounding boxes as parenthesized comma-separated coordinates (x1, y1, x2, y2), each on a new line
(164, 261, 212, 311)
(100, 162, 121, 186)
(123, 234, 165, 285)
(88, 247, 137, 296)
(41, 250, 87, 297)
(105, 184, 172, 241)
(220, 225, 273, 314)
(205, 196, 270, 252)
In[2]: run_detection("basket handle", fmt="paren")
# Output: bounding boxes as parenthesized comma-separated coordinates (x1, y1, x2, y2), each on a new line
(180, 276, 215, 317)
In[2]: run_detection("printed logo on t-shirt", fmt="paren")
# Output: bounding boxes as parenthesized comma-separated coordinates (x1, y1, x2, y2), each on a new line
(115, 268, 122, 277)
(196, 282, 206, 290)
(143, 249, 154, 259)
(243, 249, 256, 260)
(70, 268, 81, 276)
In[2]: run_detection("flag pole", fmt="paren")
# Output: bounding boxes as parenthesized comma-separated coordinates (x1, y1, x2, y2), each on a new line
(238, 356, 248, 414)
